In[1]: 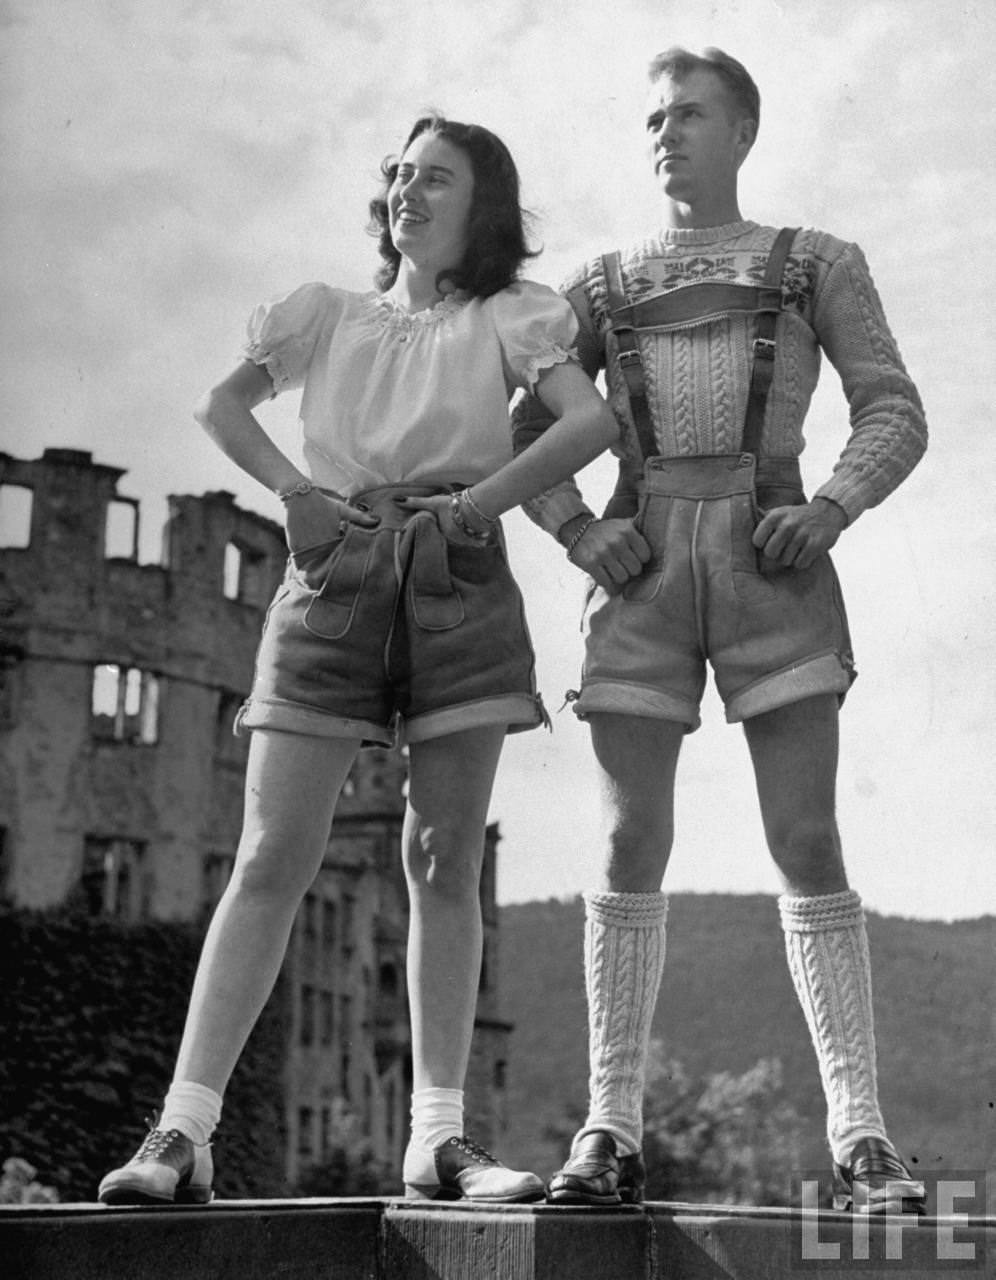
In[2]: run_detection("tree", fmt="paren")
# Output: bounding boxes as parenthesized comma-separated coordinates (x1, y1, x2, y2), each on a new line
(642, 1045, 804, 1205)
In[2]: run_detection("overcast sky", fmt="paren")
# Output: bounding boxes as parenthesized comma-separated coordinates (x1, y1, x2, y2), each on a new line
(2, 0, 993, 921)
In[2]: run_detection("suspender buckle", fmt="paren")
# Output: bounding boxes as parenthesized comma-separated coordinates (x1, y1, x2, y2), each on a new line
(752, 337, 777, 361)
(618, 349, 643, 371)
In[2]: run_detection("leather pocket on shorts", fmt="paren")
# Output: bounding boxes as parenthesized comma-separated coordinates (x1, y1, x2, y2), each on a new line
(622, 567, 665, 602)
(622, 492, 665, 602)
(750, 484, 806, 577)
(302, 524, 374, 639)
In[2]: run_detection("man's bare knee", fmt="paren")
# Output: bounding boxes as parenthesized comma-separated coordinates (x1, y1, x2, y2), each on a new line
(766, 816, 847, 894)
(602, 817, 671, 892)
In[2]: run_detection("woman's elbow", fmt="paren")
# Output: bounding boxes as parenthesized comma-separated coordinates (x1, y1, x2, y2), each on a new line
(192, 388, 216, 429)
(193, 383, 241, 432)
(594, 401, 620, 446)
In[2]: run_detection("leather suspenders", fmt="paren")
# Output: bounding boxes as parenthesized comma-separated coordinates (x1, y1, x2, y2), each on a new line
(601, 226, 799, 461)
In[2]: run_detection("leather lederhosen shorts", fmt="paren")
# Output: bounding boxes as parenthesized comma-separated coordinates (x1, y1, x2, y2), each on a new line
(237, 484, 546, 746)
(573, 454, 856, 731)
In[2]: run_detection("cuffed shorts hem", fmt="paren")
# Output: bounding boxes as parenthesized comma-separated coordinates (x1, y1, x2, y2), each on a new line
(403, 693, 546, 744)
(724, 651, 855, 723)
(571, 679, 701, 732)
(235, 698, 394, 745)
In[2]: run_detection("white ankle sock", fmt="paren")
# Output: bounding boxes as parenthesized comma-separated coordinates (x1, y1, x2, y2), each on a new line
(409, 1086, 463, 1151)
(580, 891, 669, 1157)
(160, 1080, 223, 1147)
(779, 890, 886, 1164)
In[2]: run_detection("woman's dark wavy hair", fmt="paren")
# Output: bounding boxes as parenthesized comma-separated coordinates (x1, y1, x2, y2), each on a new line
(368, 115, 538, 299)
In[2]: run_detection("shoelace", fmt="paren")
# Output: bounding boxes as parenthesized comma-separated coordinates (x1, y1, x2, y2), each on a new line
(134, 1127, 186, 1162)
(450, 1136, 499, 1166)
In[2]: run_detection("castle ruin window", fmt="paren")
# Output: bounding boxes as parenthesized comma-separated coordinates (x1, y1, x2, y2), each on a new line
(0, 483, 33, 549)
(378, 961, 399, 1000)
(297, 1108, 314, 1162)
(322, 899, 337, 955)
(80, 836, 147, 921)
(321, 990, 334, 1045)
(104, 498, 139, 561)
(300, 984, 316, 1047)
(214, 691, 247, 765)
(224, 540, 268, 608)
(92, 664, 160, 744)
(202, 851, 234, 917)
(320, 1106, 333, 1157)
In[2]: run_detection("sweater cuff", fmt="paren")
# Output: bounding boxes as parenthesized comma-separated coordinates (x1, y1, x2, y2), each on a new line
(813, 479, 875, 526)
(522, 483, 591, 539)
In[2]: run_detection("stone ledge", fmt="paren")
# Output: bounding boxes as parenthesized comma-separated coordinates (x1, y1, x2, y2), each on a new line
(2, 1197, 993, 1279)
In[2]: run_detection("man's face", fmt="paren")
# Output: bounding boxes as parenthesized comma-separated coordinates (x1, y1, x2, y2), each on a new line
(644, 68, 755, 210)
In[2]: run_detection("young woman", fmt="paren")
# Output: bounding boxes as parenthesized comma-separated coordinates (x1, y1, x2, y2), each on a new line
(98, 116, 617, 1204)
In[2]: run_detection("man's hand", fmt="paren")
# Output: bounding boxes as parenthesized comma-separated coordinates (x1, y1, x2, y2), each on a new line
(752, 498, 848, 570)
(568, 517, 652, 594)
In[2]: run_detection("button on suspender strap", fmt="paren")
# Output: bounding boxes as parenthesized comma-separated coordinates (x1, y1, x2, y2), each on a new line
(602, 250, 658, 463)
(741, 225, 798, 457)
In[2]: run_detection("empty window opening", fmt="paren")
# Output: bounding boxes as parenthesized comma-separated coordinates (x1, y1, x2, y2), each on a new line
(105, 499, 140, 560)
(80, 836, 147, 920)
(202, 851, 234, 916)
(223, 542, 242, 600)
(0, 484, 33, 549)
(224, 540, 268, 606)
(92, 664, 160, 744)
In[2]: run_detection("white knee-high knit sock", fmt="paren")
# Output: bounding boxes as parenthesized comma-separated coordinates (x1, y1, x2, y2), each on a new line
(578, 891, 668, 1156)
(779, 889, 886, 1165)
(160, 1081, 222, 1147)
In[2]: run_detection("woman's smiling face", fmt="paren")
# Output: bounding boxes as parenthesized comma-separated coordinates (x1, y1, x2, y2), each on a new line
(389, 131, 475, 275)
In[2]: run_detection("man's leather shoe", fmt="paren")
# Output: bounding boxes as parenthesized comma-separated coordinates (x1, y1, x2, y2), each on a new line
(832, 1136, 926, 1214)
(546, 1130, 645, 1206)
(98, 1127, 213, 1205)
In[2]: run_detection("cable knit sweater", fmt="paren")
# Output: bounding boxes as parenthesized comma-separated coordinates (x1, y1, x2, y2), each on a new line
(514, 220, 927, 535)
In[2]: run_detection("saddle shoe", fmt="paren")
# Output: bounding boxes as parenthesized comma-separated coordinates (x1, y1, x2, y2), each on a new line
(98, 1127, 213, 1205)
(404, 1135, 544, 1203)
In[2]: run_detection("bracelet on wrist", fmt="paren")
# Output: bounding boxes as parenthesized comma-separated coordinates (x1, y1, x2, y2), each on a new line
(566, 515, 598, 561)
(449, 492, 491, 543)
(277, 480, 315, 503)
(461, 489, 498, 528)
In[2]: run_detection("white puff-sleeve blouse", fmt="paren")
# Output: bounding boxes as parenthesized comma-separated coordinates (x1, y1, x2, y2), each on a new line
(243, 279, 579, 497)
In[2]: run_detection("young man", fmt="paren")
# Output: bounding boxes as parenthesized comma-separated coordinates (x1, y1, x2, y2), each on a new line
(513, 47, 927, 1214)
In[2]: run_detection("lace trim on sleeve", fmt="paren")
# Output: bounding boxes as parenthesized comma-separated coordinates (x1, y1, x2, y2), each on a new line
(522, 344, 578, 391)
(243, 342, 292, 394)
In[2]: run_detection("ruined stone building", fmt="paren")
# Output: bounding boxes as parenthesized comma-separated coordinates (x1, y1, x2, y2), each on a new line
(0, 447, 511, 1186)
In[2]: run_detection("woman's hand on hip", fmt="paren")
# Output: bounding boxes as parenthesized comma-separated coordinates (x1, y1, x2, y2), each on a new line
(284, 488, 379, 552)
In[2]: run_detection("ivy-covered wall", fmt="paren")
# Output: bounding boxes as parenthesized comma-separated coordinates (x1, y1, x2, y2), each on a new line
(0, 905, 289, 1201)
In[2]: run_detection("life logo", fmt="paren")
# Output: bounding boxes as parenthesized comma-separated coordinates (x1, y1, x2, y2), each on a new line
(791, 1172, 991, 1272)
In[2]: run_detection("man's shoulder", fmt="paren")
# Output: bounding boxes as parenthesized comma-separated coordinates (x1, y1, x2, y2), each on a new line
(786, 225, 859, 265)
(558, 236, 666, 298)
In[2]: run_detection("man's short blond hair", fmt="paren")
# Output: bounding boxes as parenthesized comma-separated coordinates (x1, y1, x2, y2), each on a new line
(648, 46, 761, 128)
